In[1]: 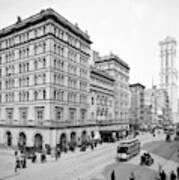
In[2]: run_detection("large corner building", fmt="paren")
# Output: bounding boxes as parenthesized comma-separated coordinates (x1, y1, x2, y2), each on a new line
(0, 9, 129, 150)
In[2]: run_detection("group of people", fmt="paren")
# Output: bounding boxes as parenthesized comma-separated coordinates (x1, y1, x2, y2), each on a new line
(14, 149, 48, 173)
(14, 151, 27, 172)
(156, 167, 179, 180)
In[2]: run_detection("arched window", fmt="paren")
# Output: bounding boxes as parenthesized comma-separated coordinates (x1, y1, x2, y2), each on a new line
(19, 64, 22, 73)
(43, 58, 46, 68)
(27, 77, 29, 86)
(27, 91, 29, 101)
(54, 90, 57, 100)
(43, 74, 46, 84)
(34, 60, 38, 70)
(54, 59, 57, 67)
(27, 62, 29, 72)
(54, 74, 56, 84)
(5, 94, 8, 102)
(43, 90, 46, 100)
(19, 92, 21, 101)
(34, 91, 38, 100)
(54, 44, 56, 52)
(91, 97, 94, 105)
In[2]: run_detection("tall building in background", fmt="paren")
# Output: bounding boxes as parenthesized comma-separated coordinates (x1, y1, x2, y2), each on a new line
(159, 37, 178, 123)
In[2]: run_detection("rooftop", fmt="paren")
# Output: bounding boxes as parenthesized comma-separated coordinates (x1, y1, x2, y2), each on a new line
(129, 83, 145, 89)
(0, 8, 92, 44)
(90, 66, 115, 82)
(95, 53, 130, 70)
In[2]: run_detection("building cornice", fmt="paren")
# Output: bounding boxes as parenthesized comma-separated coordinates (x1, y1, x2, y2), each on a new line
(95, 53, 130, 70)
(90, 66, 115, 82)
(129, 83, 145, 89)
(0, 8, 92, 44)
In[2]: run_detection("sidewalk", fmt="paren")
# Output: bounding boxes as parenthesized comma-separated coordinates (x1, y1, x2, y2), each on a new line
(0, 142, 111, 180)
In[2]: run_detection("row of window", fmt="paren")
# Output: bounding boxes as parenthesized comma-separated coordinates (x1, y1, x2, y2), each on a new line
(54, 43, 64, 57)
(0, 74, 88, 90)
(54, 58, 64, 70)
(68, 77, 77, 89)
(1, 58, 88, 78)
(0, 90, 88, 103)
(52, 23, 89, 54)
(91, 95, 113, 106)
(68, 63, 77, 75)
(0, 25, 46, 49)
(1, 58, 46, 77)
(0, 22, 89, 55)
(0, 106, 87, 123)
(0, 41, 47, 64)
(54, 73, 64, 85)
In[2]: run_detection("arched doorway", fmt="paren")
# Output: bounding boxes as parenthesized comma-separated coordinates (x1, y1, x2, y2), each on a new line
(60, 133, 67, 152)
(81, 130, 88, 144)
(18, 132, 26, 149)
(69, 132, 77, 151)
(6, 131, 12, 146)
(34, 133, 43, 152)
(91, 131, 95, 139)
(71, 132, 76, 142)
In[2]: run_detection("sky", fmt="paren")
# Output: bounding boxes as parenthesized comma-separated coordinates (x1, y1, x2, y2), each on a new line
(0, 0, 179, 88)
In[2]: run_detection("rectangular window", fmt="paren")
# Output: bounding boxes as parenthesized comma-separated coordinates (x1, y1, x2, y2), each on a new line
(55, 107, 63, 121)
(19, 107, 28, 124)
(69, 108, 76, 121)
(35, 107, 44, 125)
(6, 108, 13, 123)
(80, 109, 86, 120)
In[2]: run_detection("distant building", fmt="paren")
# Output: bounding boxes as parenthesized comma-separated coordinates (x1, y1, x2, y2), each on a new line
(90, 66, 115, 122)
(159, 36, 178, 123)
(144, 86, 170, 127)
(94, 53, 130, 122)
(89, 50, 100, 65)
(129, 83, 145, 130)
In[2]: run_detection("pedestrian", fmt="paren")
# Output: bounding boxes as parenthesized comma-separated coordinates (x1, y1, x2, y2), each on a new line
(22, 157, 27, 169)
(160, 170, 167, 180)
(177, 166, 179, 179)
(129, 172, 135, 180)
(15, 153, 21, 172)
(57, 147, 61, 159)
(170, 170, 177, 180)
(41, 150, 47, 163)
(111, 170, 115, 180)
(32, 152, 37, 163)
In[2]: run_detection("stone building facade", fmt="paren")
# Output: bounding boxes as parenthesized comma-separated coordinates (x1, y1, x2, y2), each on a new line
(0, 9, 129, 149)
(94, 53, 130, 122)
(144, 86, 170, 128)
(129, 83, 145, 129)
(90, 66, 115, 122)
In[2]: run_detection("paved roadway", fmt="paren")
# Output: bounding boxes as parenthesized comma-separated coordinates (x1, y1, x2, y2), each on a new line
(0, 132, 178, 180)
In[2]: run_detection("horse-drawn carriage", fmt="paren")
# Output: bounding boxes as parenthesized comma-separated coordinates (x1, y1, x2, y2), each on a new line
(140, 152, 154, 166)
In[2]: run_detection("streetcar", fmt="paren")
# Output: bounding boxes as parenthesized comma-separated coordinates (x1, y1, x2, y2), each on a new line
(116, 138, 140, 161)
